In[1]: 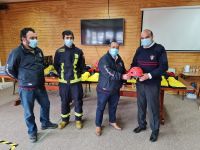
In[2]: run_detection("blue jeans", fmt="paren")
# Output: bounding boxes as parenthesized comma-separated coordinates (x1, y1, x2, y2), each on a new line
(18, 87, 50, 136)
(95, 88, 120, 127)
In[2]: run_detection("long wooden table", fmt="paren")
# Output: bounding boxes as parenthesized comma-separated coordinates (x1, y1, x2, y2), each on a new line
(1, 75, 195, 123)
(44, 77, 195, 125)
(181, 72, 200, 98)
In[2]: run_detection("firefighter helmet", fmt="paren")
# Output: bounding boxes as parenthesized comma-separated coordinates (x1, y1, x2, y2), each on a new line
(128, 67, 143, 77)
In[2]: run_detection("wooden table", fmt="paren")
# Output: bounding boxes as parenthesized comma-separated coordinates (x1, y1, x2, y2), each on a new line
(182, 72, 200, 77)
(1, 75, 195, 120)
(119, 78, 195, 125)
(0, 74, 17, 94)
(0, 74, 20, 106)
(181, 72, 200, 97)
(45, 76, 195, 125)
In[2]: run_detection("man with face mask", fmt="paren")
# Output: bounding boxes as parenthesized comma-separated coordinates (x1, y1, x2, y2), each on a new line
(95, 41, 130, 136)
(6, 27, 58, 143)
(131, 29, 168, 142)
(54, 30, 85, 130)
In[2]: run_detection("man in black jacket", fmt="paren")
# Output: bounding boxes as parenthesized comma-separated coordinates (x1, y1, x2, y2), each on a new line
(131, 29, 168, 142)
(95, 41, 130, 136)
(6, 28, 58, 143)
(54, 30, 85, 129)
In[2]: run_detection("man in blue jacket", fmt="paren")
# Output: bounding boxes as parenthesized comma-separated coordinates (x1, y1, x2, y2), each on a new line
(131, 29, 168, 142)
(95, 41, 130, 136)
(54, 30, 85, 129)
(6, 28, 58, 143)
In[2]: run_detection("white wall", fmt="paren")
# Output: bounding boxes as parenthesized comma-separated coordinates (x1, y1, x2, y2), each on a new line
(142, 6, 200, 51)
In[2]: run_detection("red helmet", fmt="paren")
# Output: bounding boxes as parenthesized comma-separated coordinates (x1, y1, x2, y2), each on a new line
(94, 61, 99, 68)
(128, 67, 143, 77)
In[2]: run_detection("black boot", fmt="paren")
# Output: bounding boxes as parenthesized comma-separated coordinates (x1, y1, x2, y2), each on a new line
(133, 126, 146, 133)
(150, 130, 159, 142)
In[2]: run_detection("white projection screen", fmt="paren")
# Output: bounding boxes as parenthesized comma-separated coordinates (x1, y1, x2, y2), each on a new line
(142, 6, 200, 52)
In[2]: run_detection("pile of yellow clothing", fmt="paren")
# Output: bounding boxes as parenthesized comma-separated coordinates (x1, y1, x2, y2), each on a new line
(44, 65, 57, 76)
(127, 78, 137, 84)
(167, 77, 186, 88)
(81, 72, 90, 81)
(161, 76, 169, 87)
(86, 73, 99, 82)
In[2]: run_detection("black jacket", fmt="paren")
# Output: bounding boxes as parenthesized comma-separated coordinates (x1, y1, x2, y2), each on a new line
(131, 43, 168, 84)
(54, 44, 85, 84)
(97, 52, 126, 93)
(6, 44, 45, 87)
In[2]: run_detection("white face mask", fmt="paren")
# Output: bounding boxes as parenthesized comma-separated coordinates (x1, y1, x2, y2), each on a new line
(64, 39, 73, 47)
(109, 48, 119, 58)
(28, 39, 38, 49)
(141, 38, 152, 47)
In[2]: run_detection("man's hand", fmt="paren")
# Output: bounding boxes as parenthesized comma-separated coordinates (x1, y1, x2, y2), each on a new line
(122, 74, 131, 80)
(139, 73, 149, 82)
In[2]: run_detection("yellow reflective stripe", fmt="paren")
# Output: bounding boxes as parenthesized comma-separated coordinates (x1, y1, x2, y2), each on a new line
(70, 78, 81, 83)
(75, 112, 83, 117)
(60, 63, 65, 81)
(58, 48, 65, 52)
(58, 78, 81, 84)
(58, 54, 81, 84)
(73, 54, 79, 80)
(58, 78, 67, 83)
(61, 113, 71, 118)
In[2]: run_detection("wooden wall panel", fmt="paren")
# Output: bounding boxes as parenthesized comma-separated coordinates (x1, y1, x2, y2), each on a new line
(0, 14, 4, 64)
(0, 0, 200, 74)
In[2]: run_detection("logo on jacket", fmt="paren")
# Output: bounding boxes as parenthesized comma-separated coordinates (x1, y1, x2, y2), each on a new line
(119, 62, 123, 66)
(39, 52, 42, 57)
(150, 55, 155, 60)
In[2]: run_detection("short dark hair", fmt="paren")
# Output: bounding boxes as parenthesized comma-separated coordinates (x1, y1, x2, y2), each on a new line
(104, 39, 118, 45)
(62, 30, 74, 39)
(109, 39, 118, 46)
(20, 27, 35, 41)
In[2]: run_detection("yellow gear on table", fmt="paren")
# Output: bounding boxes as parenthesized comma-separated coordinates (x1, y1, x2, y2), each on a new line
(44, 65, 57, 75)
(167, 77, 186, 88)
(161, 76, 168, 87)
(81, 72, 90, 81)
(86, 73, 99, 82)
(127, 78, 137, 84)
(50, 69, 57, 74)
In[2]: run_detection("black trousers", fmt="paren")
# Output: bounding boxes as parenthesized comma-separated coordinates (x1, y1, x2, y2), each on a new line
(136, 82, 160, 132)
(59, 82, 83, 121)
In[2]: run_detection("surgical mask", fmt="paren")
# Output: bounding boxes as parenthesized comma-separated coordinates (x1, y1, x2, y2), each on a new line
(29, 39, 38, 49)
(141, 38, 152, 47)
(64, 39, 73, 47)
(109, 48, 119, 58)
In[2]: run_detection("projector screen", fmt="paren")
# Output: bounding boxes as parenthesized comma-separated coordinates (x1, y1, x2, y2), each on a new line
(142, 6, 200, 52)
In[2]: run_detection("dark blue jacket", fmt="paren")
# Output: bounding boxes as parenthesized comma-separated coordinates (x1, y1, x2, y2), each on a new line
(6, 44, 45, 87)
(54, 44, 85, 84)
(97, 52, 126, 93)
(131, 43, 168, 84)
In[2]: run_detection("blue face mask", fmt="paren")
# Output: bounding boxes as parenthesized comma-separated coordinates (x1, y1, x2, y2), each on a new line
(141, 38, 152, 47)
(64, 39, 73, 47)
(29, 39, 38, 49)
(109, 48, 119, 58)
